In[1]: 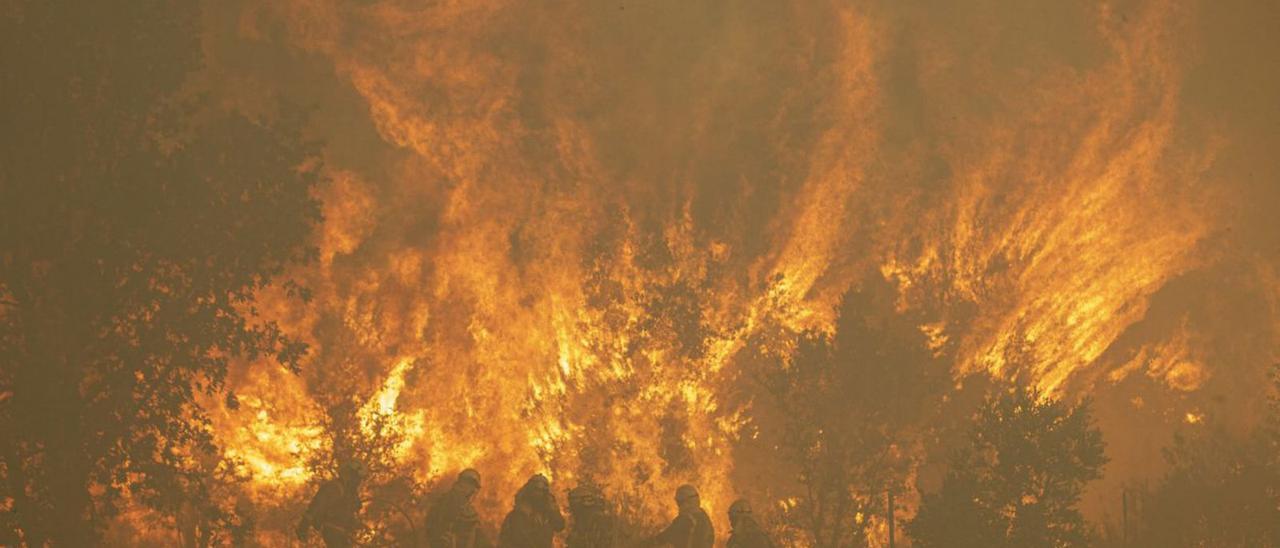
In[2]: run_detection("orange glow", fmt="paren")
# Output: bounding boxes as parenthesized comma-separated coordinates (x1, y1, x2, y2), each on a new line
(183, 0, 1274, 544)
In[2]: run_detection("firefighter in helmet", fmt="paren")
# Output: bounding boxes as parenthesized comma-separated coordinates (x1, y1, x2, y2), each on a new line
(498, 473, 565, 548)
(426, 468, 490, 548)
(641, 484, 713, 548)
(726, 499, 774, 548)
(566, 481, 619, 548)
(296, 460, 366, 547)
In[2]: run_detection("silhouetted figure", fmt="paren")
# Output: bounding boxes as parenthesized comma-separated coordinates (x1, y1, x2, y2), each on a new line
(566, 482, 619, 548)
(426, 468, 491, 548)
(297, 461, 365, 548)
(641, 484, 714, 548)
(726, 499, 773, 548)
(229, 494, 257, 548)
(498, 474, 565, 548)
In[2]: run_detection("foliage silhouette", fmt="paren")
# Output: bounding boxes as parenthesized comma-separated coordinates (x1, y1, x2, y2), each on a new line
(908, 386, 1107, 548)
(1127, 364, 1280, 547)
(0, 1, 321, 544)
(747, 276, 947, 547)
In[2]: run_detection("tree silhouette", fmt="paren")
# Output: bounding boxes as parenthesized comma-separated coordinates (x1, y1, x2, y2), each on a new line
(1130, 364, 1280, 546)
(908, 386, 1107, 548)
(0, 1, 320, 544)
(746, 276, 947, 546)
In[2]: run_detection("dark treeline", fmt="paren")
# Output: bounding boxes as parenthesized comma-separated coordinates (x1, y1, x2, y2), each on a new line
(1109, 367, 1280, 547)
(0, 0, 320, 545)
(3, 2, 1280, 547)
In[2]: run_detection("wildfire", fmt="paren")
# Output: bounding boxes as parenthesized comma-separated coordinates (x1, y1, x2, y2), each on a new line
(881, 0, 1213, 396)
(211, 366, 325, 490)
(184, 0, 1271, 544)
(358, 357, 427, 459)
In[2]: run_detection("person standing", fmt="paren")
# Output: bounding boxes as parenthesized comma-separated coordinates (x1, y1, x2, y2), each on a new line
(426, 468, 490, 548)
(498, 474, 565, 548)
(296, 461, 366, 548)
(726, 499, 774, 548)
(566, 482, 620, 548)
(641, 484, 713, 548)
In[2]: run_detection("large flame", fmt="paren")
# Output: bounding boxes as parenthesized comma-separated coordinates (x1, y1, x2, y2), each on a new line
(881, 1, 1214, 394)
(189, 0, 1278, 544)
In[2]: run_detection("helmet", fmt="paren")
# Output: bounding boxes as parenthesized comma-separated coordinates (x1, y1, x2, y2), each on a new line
(516, 473, 551, 504)
(729, 498, 752, 517)
(457, 468, 481, 489)
(525, 473, 550, 492)
(569, 483, 605, 511)
(675, 484, 699, 503)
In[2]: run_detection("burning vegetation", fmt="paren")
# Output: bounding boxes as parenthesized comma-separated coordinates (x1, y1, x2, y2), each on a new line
(2, 0, 1279, 546)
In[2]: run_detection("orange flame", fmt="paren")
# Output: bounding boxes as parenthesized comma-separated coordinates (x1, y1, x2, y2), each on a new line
(189, 1, 1267, 545)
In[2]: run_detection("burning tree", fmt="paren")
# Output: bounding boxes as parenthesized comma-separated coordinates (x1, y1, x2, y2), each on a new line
(0, 1, 320, 544)
(304, 380, 432, 546)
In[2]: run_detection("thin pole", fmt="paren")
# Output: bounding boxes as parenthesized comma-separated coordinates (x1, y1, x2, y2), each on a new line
(887, 488, 895, 548)
(1122, 489, 1128, 547)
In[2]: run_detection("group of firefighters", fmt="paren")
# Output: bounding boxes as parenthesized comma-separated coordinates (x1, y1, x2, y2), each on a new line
(296, 461, 775, 547)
